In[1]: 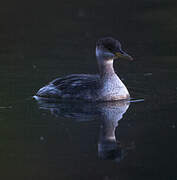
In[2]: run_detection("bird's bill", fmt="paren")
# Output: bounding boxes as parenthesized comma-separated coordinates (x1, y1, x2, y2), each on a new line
(115, 51, 133, 61)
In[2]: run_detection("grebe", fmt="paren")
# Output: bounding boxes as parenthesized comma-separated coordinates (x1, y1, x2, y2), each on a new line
(34, 37, 133, 102)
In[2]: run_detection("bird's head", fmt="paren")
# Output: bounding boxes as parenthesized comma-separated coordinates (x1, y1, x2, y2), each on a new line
(96, 37, 133, 61)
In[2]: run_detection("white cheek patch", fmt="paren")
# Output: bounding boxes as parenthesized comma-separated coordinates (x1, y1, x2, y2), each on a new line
(96, 47, 102, 57)
(96, 47, 114, 59)
(104, 52, 114, 58)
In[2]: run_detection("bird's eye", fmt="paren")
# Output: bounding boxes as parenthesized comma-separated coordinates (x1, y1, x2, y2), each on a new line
(106, 47, 112, 52)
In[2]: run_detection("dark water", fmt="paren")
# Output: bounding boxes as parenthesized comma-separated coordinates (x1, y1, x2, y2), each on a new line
(0, 0, 177, 179)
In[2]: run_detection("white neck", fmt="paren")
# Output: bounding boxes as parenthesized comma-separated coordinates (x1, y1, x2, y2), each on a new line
(97, 58, 115, 77)
(96, 48, 115, 77)
(95, 47, 130, 99)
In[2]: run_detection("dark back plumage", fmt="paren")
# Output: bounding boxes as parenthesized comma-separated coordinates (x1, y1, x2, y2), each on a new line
(50, 74, 100, 100)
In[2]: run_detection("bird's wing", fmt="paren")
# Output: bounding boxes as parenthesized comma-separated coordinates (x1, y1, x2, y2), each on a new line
(50, 74, 100, 100)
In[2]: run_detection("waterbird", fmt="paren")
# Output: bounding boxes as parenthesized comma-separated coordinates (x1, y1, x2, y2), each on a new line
(34, 37, 133, 102)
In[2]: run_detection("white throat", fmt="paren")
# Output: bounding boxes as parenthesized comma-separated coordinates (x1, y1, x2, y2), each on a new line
(96, 47, 115, 76)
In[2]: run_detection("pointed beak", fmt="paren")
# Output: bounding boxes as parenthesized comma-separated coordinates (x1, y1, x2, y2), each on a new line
(115, 51, 133, 61)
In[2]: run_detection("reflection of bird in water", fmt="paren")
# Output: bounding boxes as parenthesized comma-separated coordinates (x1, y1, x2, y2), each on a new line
(34, 37, 133, 102)
(98, 101, 129, 162)
(35, 98, 130, 162)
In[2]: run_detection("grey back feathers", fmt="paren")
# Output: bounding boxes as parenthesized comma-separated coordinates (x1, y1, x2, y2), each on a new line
(36, 74, 100, 101)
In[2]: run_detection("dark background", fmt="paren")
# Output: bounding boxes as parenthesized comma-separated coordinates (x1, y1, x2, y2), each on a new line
(0, 0, 177, 180)
(1, 0, 177, 102)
